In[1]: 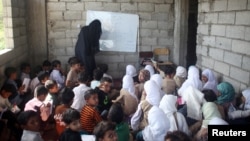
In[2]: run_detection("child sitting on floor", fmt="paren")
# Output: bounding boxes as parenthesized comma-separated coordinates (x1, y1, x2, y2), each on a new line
(93, 121, 118, 141)
(65, 56, 81, 89)
(107, 102, 130, 141)
(17, 110, 44, 141)
(59, 108, 82, 141)
(54, 87, 75, 136)
(80, 89, 102, 134)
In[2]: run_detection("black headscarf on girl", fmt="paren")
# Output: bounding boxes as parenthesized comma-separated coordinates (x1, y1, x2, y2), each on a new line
(75, 19, 102, 79)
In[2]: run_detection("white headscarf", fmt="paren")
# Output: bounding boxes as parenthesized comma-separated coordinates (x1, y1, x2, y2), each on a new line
(202, 69, 218, 94)
(145, 65, 155, 77)
(122, 74, 138, 101)
(126, 64, 137, 77)
(159, 95, 190, 135)
(150, 74, 163, 89)
(242, 88, 250, 110)
(142, 106, 170, 141)
(182, 86, 205, 120)
(178, 66, 202, 97)
(176, 66, 187, 78)
(144, 80, 161, 106)
(208, 117, 228, 125)
(151, 74, 165, 99)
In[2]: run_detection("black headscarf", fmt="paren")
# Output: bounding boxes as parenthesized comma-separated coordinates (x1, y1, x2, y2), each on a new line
(75, 19, 102, 79)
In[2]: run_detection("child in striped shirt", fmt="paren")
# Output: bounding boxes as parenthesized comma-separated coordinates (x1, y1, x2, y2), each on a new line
(80, 89, 102, 134)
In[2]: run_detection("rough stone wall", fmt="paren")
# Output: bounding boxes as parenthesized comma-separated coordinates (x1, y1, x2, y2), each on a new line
(0, 0, 28, 85)
(47, 0, 174, 78)
(196, 0, 250, 93)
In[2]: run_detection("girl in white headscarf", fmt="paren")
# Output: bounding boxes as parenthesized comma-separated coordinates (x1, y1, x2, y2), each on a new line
(125, 64, 139, 84)
(131, 80, 161, 131)
(159, 95, 190, 135)
(201, 69, 218, 94)
(144, 65, 155, 77)
(150, 74, 165, 99)
(174, 66, 187, 89)
(178, 66, 202, 97)
(112, 75, 138, 118)
(241, 87, 250, 110)
(142, 106, 170, 141)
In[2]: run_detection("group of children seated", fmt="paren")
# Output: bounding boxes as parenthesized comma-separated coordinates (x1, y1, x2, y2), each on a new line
(0, 56, 250, 141)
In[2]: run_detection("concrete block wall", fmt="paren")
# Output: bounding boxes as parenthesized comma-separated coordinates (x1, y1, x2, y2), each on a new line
(47, 0, 174, 78)
(196, 0, 250, 93)
(0, 0, 28, 85)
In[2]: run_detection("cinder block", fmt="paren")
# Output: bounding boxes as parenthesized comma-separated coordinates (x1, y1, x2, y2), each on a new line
(65, 30, 79, 38)
(66, 2, 84, 11)
(197, 25, 209, 35)
(47, 2, 66, 11)
(204, 13, 218, 24)
(248, 0, 250, 9)
(103, 3, 121, 11)
(212, 0, 227, 11)
(209, 47, 224, 61)
(224, 51, 242, 67)
(60, 0, 78, 2)
(140, 29, 152, 37)
(71, 20, 85, 29)
(65, 47, 75, 56)
(125, 54, 139, 62)
(48, 31, 66, 39)
(158, 37, 173, 46)
(141, 37, 157, 46)
(245, 27, 250, 41)
(139, 46, 152, 52)
(85, 2, 103, 11)
(211, 25, 226, 36)
(51, 21, 71, 29)
(230, 66, 249, 84)
(159, 21, 173, 30)
(226, 26, 245, 40)
(222, 76, 240, 93)
(214, 61, 230, 76)
(53, 48, 66, 56)
(215, 37, 232, 50)
(202, 36, 216, 47)
(141, 20, 157, 29)
(48, 12, 63, 20)
(121, 3, 138, 11)
(232, 39, 250, 55)
(236, 11, 250, 25)
(138, 3, 154, 12)
(228, 0, 247, 11)
(200, 2, 210, 12)
(201, 56, 214, 69)
(155, 4, 171, 12)
(64, 11, 82, 20)
(242, 56, 250, 71)
(54, 38, 73, 48)
(152, 30, 168, 38)
(138, 12, 151, 20)
(152, 13, 168, 21)
(218, 12, 235, 24)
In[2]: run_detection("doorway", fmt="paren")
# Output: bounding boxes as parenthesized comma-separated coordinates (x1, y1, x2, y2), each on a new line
(186, 0, 198, 69)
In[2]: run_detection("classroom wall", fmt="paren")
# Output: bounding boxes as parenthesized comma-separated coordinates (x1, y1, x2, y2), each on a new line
(196, 0, 250, 93)
(0, 0, 28, 85)
(46, 0, 175, 78)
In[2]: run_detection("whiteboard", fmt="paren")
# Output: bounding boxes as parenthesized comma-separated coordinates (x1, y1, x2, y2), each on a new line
(86, 10, 139, 52)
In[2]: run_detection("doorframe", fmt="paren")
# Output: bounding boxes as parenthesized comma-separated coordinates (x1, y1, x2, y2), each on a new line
(173, 0, 189, 66)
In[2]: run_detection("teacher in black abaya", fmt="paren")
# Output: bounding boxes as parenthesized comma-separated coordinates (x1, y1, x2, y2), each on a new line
(75, 19, 102, 80)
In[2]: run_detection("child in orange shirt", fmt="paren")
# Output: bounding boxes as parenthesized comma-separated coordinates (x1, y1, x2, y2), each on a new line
(80, 89, 102, 134)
